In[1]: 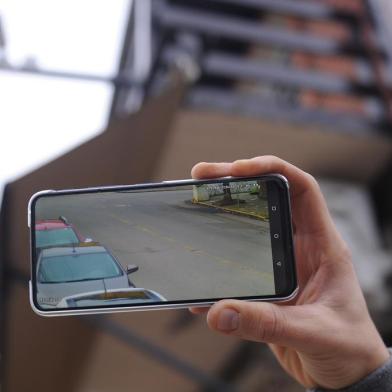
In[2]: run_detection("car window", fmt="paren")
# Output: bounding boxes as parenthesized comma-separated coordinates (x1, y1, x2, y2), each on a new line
(36, 228, 79, 248)
(39, 252, 123, 283)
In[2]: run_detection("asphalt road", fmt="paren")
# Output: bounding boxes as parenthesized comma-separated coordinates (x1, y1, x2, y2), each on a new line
(35, 188, 275, 300)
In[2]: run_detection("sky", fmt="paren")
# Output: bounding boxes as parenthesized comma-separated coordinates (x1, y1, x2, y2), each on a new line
(0, 0, 130, 200)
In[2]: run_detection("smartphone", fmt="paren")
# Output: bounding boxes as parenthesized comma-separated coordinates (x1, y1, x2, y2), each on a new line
(28, 175, 297, 316)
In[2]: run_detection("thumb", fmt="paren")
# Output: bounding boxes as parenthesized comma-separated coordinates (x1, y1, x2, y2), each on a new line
(207, 299, 317, 347)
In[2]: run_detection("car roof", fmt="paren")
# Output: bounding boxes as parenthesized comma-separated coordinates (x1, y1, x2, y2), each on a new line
(36, 220, 69, 230)
(40, 245, 108, 257)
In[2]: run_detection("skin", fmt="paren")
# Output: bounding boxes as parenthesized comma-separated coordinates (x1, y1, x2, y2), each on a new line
(190, 156, 389, 390)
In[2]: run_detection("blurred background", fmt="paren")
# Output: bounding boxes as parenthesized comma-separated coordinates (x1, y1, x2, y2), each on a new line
(1, 0, 392, 391)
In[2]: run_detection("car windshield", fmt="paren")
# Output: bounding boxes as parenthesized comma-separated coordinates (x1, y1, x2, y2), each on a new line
(38, 252, 123, 283)
(36, 228, 79, 248)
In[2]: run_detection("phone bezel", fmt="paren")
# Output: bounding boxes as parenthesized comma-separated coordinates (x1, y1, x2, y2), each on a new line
(28, 175, 297, 317)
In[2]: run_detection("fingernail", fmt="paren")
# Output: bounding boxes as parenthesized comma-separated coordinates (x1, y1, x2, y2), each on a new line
(217, 309, 239, 331)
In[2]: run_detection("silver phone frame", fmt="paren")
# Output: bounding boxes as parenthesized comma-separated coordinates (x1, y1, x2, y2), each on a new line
(28, 175, 298, 317)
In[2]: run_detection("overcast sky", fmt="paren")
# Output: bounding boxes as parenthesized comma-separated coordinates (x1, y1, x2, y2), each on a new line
(0, 0, 130, 200)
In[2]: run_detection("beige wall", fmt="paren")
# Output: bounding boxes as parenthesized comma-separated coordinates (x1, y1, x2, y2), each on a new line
(154, 110, 392, 182)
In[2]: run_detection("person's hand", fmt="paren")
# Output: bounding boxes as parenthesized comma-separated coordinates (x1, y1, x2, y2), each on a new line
(190, 156, 389, 390)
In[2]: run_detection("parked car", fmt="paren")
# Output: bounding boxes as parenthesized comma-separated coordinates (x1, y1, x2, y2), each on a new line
(56, 287, 167, 308)
(36, 245, 139, 308)
(35, 216, 92, 253)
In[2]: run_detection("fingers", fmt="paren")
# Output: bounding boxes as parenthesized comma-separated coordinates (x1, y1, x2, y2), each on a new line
(191, 162, 232, 179)
(231, 156, 316, 199)
(189, 307, 209, 314)
(191, 156, 320, 200)
(191, 157, 315, 197)
(206, 299, 318, 348)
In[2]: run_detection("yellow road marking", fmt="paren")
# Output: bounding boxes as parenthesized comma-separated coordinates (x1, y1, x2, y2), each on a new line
(106, 212, 133, 226)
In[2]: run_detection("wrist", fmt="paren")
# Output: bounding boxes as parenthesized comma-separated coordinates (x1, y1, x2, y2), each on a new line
(348, 324, 390, 389)
(310, 347, 392, 392)
(358, 343, 390, 383)
(320, 341, 390, 390)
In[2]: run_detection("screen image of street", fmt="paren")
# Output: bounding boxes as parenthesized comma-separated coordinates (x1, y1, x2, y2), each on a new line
(34, 180, 275, 309)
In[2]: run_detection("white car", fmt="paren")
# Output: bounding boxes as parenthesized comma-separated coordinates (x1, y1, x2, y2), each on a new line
(56, 287, 167, 308)
(36, 245, 139, 308)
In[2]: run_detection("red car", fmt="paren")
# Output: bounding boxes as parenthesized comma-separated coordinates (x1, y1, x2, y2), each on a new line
(35, 216, 92, 250)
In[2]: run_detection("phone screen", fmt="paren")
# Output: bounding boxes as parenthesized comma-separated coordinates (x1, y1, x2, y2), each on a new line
(30, 176, 296, 312)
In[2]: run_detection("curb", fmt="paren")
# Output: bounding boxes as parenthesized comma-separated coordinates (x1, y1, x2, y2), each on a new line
(193, 200, 268, 221)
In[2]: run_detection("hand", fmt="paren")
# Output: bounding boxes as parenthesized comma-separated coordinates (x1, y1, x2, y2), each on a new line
(190, 156, 389, 389)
